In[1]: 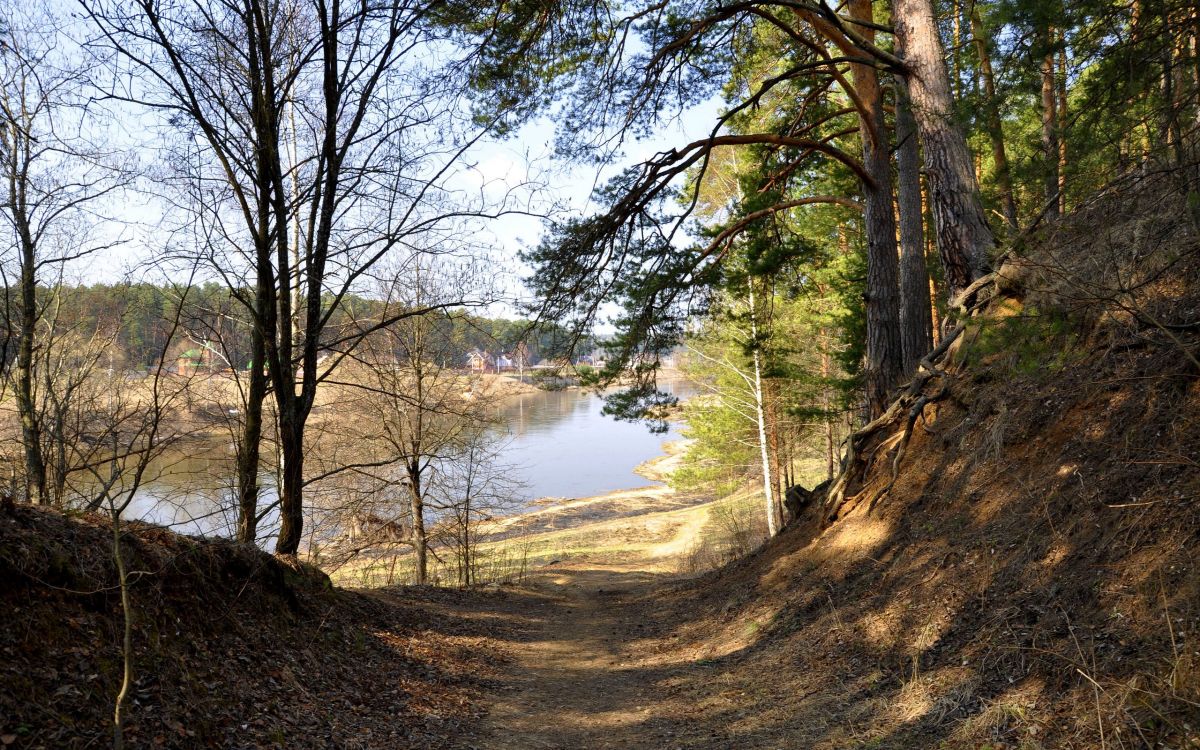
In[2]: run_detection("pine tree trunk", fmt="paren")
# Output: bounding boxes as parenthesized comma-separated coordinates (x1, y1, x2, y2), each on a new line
(896, 81, 935, 374)
(951, 0, 962, 100)
(764, 377, 784, 507)
(922, 181, 944, 344)
(970, 8, 1019, 229)
(851, 0, 904, 416)
(893, 0, 994, 297)
(1041, 43, 1060, 217)
(821, 348, 835, 482)
(1057, 46, 1069, 213)
(1161, 7, 1185, 166)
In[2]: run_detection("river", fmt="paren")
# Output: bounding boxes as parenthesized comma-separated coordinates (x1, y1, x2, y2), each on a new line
(122, 380, 693, 540)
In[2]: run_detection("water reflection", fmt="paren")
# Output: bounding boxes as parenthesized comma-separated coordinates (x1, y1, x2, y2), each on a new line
(494, 379, 694, 501)
(123, 379, 694, 539)
(124, 444, 275, 540)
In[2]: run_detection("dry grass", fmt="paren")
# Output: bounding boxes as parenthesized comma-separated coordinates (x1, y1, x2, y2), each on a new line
(567, 178, 1200, 749)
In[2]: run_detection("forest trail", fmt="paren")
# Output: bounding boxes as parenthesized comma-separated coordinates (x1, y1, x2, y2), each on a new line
(440, 561, 701, 750)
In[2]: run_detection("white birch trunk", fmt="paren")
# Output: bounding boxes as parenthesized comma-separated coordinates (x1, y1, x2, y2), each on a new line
(749, 286, 778, 537)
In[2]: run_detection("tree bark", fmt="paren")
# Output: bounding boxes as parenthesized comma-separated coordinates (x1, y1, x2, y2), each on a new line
(1041, 42, 1060, 218)
(821, 347, 835, 482)
(1057, 45, 1069, 213)
(243, 0, 302, 556)
(409, 469, 428, 585)
(274, 413, 305, 555)
(8, 143, 46, 505)
(922, 180, 943, 344)
(951, 0, 962, 100)
(895, 80, 935, 374)
(970, 7, 1019, 229)
(748, 284, 779, 537)
(234, 322, 266, 544)
(1161, 5, 1185, 166)
(764, 377, 784, 511)
(851, 0, 904, 416)
(893, 0, 995, 297)
(16, 233, 46, 505)
(236, 26, 277, 542)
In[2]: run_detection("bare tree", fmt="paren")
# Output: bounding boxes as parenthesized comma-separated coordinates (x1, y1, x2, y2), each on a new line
(81, 0, 533, 554)
(0, 4, 129, 505)
(316, 262, 503, 583)
(81, 311, 186, 750)
(435, 427, 519, 587)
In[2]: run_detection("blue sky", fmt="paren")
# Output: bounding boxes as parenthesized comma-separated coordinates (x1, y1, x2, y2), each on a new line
(27, 1, 725, 326)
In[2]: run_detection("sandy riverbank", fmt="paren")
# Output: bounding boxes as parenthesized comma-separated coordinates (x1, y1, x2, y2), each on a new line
(481, 439, 694, 539)
(325, 437, 761, 587)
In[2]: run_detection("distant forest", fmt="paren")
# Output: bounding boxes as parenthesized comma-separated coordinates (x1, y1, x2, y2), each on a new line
(1, 283, 582, 371)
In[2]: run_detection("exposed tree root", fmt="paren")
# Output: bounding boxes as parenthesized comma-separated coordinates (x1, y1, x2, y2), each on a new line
(822, 321, 967, 523)
(812, 266, 1010, 525)
(865, 380, 950, 513)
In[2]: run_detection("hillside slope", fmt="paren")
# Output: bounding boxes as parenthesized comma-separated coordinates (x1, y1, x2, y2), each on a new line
(616, 177, 1200, 748)
(0, 507, 497, 749)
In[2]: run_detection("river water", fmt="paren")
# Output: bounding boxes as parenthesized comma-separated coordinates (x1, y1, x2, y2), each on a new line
(123, 380, 692, 539)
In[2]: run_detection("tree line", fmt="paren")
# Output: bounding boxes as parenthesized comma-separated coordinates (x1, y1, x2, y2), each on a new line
(0, 282, 577, 371)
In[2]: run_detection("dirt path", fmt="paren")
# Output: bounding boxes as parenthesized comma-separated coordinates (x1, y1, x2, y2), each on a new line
(370, 471, 736, 748)
(446, 563, 696, 750)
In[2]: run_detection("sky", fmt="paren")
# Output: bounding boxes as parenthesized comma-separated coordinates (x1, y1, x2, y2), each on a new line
(88, 95, 724, 328)
(25, 1, 725, 326)
(456, 101, 724, 316)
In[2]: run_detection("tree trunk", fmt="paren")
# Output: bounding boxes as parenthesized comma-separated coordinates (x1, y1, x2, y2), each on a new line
(235, 321, 266, 544)
(1191, 5, 1200, 133)
(893, 0, 995, 297)
(49, 400, 68, 506)
(764, 377, 784, 508)
(16, 246, 46, 505)
(970, 7, 1019, 229)
(1057, 45, 1069, 213)
(461, 492, 472, 587)
(895, 81, 935, 374)
(951, 0, 962, 100)
(1041, 44, 1060, 217)
(7, 128, 46, 506)
(409, 472, 428, 585)
(921, 180, 944, 344)
(821, 348, 835, 482)
(274, 409, 305, 555)
(851, 0, 904, 416)
(748, 285, 779, 537)
(1161, 6, 1185, 166)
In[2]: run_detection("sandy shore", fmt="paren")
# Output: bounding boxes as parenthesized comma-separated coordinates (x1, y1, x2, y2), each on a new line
(479, 439, 698, 542)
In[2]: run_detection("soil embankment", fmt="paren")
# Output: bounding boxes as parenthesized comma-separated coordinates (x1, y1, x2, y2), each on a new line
(0, 507, 498, 749)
